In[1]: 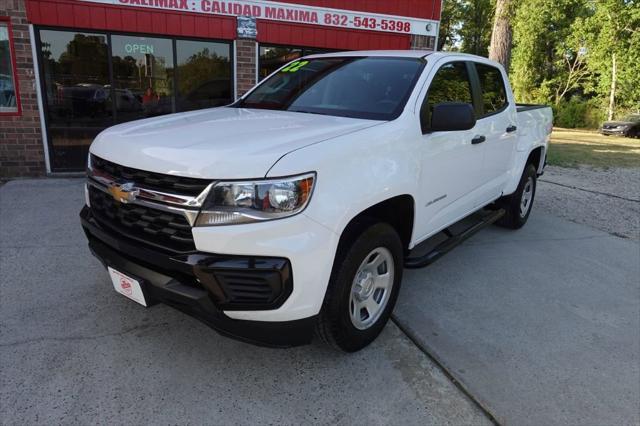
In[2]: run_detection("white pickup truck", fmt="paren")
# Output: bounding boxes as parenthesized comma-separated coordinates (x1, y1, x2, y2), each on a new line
(81, 51, 552, 352)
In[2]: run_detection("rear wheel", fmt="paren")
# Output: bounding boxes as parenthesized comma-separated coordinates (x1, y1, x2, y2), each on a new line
(496, 164, 537, 229)
(316, 222, 403, 352)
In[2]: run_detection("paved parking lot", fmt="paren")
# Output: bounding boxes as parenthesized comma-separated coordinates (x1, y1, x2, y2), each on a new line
(395, 214, 639, 425)
(0, 179, 488, 425)
(1, 178, 638, 425)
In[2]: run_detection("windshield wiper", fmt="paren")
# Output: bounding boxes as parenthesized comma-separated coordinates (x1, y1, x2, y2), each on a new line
(288, 109, 332, 116)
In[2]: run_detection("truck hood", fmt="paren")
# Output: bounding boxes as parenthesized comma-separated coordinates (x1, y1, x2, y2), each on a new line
(90, 107, 380, 179)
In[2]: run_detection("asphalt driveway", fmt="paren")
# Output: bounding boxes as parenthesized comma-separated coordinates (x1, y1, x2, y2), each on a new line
(0, 179, 487, 425)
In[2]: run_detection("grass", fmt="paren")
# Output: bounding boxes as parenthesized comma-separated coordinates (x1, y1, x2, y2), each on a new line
(547, 128, 640, 168)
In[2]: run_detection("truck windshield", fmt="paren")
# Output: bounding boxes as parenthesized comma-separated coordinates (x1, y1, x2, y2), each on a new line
(236, 57, 425, 120)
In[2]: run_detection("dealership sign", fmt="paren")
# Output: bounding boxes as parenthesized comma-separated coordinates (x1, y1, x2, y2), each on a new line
(79, 0, 439, 36)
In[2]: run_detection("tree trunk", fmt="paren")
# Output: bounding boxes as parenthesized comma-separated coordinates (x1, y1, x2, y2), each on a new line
(489, 0, 513, 70)
(608, 52, 617, 121)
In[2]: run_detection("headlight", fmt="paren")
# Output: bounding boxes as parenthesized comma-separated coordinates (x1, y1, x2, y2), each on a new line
(195, 173, 315, 226)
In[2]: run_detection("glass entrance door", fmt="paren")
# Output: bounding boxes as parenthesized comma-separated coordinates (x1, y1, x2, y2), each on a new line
(39, 30, 110, 171)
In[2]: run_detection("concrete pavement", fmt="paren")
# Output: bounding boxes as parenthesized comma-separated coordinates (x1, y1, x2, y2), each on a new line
(2, 177, 638, 425)
(0, 179, 488, 425)
(394, 212, 640, 425)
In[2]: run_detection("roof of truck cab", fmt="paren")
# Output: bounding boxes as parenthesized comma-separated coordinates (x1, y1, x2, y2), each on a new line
(304, 50, 433, 59)
(304, 50, 490, 61)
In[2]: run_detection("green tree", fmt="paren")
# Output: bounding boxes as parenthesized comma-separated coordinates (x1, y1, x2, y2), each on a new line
(458, 0, 495, 56)
(438, 0, 465, 51)
(571, 0, 640, 119)
(510, 0, 588, 104)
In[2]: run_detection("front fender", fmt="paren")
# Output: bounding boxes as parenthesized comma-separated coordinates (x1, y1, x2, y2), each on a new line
(267, 121, 420, 239)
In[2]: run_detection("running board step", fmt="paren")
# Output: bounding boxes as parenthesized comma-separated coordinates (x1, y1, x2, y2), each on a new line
(404, 209, 505, 269)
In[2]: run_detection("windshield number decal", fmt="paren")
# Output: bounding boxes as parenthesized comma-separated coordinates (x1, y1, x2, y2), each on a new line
(281, 61, 309, 73)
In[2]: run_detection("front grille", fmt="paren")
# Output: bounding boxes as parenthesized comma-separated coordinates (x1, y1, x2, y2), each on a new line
(88, 186, 195, 252)
(91, 155, 210, 196)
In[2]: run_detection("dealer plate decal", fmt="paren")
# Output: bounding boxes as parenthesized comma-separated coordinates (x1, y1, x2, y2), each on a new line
(108, 267, 147, 307)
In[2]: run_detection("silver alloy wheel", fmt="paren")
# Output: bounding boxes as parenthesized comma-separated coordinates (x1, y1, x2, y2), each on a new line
(519, 176, 534, 218)
(349, 247, 395, 330)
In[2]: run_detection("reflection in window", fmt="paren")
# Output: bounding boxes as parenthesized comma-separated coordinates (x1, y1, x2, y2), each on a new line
(0, 22, 19, 113)
(427, 62, 473, 106)
(259, 46, 302, 80)
(423, 62, 474, 128)
(259, 45, 336, 81)
(37, 29, 232, 171)
(475, 63, 507, 116)
(241, 57, 424, 120)
(176, 40, 231, 112)
(39, 30, 110, 171)
(111, 35, 174, 123)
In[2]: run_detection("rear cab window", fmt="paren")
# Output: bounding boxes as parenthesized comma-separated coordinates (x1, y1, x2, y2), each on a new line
(474, 63, 508, 117)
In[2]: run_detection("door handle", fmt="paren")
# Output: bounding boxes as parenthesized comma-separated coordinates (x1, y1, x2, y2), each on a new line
(471, 135, 486, 145)
(506, 125, 517, 133)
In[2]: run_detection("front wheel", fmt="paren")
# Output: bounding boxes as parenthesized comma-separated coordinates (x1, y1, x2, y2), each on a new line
(496, 164, 537, 229)
(316, 222, 403, 352)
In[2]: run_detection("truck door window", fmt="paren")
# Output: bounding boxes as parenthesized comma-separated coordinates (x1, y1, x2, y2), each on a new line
(475, 63, 508, 116)
(421, 61, 474, 131)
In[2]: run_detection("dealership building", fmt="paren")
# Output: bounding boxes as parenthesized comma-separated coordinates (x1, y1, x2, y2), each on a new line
(1, 0, 441, 176)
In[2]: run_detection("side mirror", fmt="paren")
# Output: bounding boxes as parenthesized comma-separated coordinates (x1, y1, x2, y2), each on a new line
(425, 102, 476, 133)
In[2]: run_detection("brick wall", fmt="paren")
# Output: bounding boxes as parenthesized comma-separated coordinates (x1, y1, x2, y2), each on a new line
(235, 39, 257, 97)
(1, 0, 45, 178)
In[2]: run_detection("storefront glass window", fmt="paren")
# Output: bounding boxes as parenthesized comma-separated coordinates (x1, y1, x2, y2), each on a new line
(111, 35, 174, 123)
(39, 30, 110, 171)
(259, 45, 338, 81)
(0, 22, 19, 113)
(176, 40, 232, 112)
(259, 46, 302, 80)
(37, 29, 232, 171)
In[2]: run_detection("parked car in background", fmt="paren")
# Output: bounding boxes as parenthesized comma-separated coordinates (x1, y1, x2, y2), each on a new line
(48, 83, 109, 119)
(81, 51, 553, 352)
(601, 114, 640, 138)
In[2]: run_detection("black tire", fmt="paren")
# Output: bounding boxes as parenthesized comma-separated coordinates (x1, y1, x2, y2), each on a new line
(316, 222, 404, 352)
(496, 164, 537, 229)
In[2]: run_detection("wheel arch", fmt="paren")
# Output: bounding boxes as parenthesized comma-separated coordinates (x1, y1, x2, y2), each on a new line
(336, 194, 415, 258)
(504, 144, 547, 195)
(526, 145, 546, 175)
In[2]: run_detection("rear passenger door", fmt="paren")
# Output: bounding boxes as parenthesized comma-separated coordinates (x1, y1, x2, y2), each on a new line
(471, 62, 517, 197)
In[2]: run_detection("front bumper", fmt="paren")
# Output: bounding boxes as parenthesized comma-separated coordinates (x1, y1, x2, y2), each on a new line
(80, 206, 316, 347)
(600, 128, 627, 136)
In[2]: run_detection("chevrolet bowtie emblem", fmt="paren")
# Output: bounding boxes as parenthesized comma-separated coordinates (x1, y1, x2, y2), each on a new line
(107, 182, 139, 203)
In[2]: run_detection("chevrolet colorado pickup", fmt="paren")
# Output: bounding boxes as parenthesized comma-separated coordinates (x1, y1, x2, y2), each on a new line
(81, 51, 553, 352)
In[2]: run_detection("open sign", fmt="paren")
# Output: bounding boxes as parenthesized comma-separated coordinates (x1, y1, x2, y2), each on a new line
(124, 43, 154, 54)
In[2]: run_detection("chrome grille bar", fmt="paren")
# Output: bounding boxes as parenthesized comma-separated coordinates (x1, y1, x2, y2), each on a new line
(87, 168, 214, 227)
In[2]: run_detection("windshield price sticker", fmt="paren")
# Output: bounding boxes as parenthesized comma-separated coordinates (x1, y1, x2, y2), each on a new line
(281, 61, 309, 73)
